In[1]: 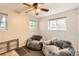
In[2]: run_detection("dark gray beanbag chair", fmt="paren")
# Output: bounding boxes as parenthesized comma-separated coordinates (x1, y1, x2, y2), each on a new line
(52, 39, 72, 49)
(27, 40, 42, 51)
(42, 39, 75, 56)
(57, 47, 75, 56)
(52, 39, 75, 56)
(26, 35, 43, 51)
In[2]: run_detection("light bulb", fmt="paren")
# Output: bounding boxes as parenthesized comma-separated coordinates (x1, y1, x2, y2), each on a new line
(36, 8, 40, 13)
(32, 8, 40, 14)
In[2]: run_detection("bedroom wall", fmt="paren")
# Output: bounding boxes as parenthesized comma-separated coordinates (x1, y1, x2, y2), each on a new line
(78, 8, 79, 51)
(39, 8, 78, 51)
(0, 5, 39, 47)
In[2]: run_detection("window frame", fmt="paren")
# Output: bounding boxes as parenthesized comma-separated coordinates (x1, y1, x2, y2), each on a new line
(48, 17, 67, 31)
(29, 20, 36, 31)
(0, 13, 8, 31)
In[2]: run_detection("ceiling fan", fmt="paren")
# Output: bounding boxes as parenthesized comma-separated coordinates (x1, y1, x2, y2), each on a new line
(22, 3, 49, 15)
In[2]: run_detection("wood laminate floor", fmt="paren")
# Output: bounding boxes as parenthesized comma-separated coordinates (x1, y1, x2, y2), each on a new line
(15, 46, 44, 56)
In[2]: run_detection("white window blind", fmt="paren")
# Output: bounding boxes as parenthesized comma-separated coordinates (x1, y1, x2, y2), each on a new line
(48, 17, 67, 31)
(0, 13, 7, 30)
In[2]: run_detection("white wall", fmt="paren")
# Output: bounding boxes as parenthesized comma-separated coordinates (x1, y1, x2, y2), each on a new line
(39, 9, 78, 51)
(0, 5, 39, 47)
(78, 8, 79, 51)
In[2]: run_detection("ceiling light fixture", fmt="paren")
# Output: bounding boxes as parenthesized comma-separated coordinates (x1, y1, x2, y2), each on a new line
(23, 3, 49, 15)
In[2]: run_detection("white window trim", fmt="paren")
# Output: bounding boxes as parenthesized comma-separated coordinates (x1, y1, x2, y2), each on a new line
(29, 20, 36, 31)
(48, 17, 67, 31)
(0, 13, 8, 31)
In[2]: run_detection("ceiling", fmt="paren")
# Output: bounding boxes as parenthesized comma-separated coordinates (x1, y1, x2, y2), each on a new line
(0, 3, 79, 18)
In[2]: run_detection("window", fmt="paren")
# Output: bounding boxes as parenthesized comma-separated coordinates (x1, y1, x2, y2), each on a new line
(48, 17, 67, 31)
(29, 20, 36, 30)
(0, 13, 7, 30)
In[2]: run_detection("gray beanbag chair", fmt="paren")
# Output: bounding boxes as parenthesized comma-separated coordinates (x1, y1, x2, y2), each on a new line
(26, 35, 43, 51)
(42, 39, 75, 56)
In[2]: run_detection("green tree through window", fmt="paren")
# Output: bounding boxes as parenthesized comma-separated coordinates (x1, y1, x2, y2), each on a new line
(29, 20, 36, 30)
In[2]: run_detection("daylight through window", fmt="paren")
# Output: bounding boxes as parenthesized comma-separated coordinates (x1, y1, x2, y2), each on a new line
(29, 20, 36, 30)
(0, 13, 7, 30)
(48, 17, 67, 31)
